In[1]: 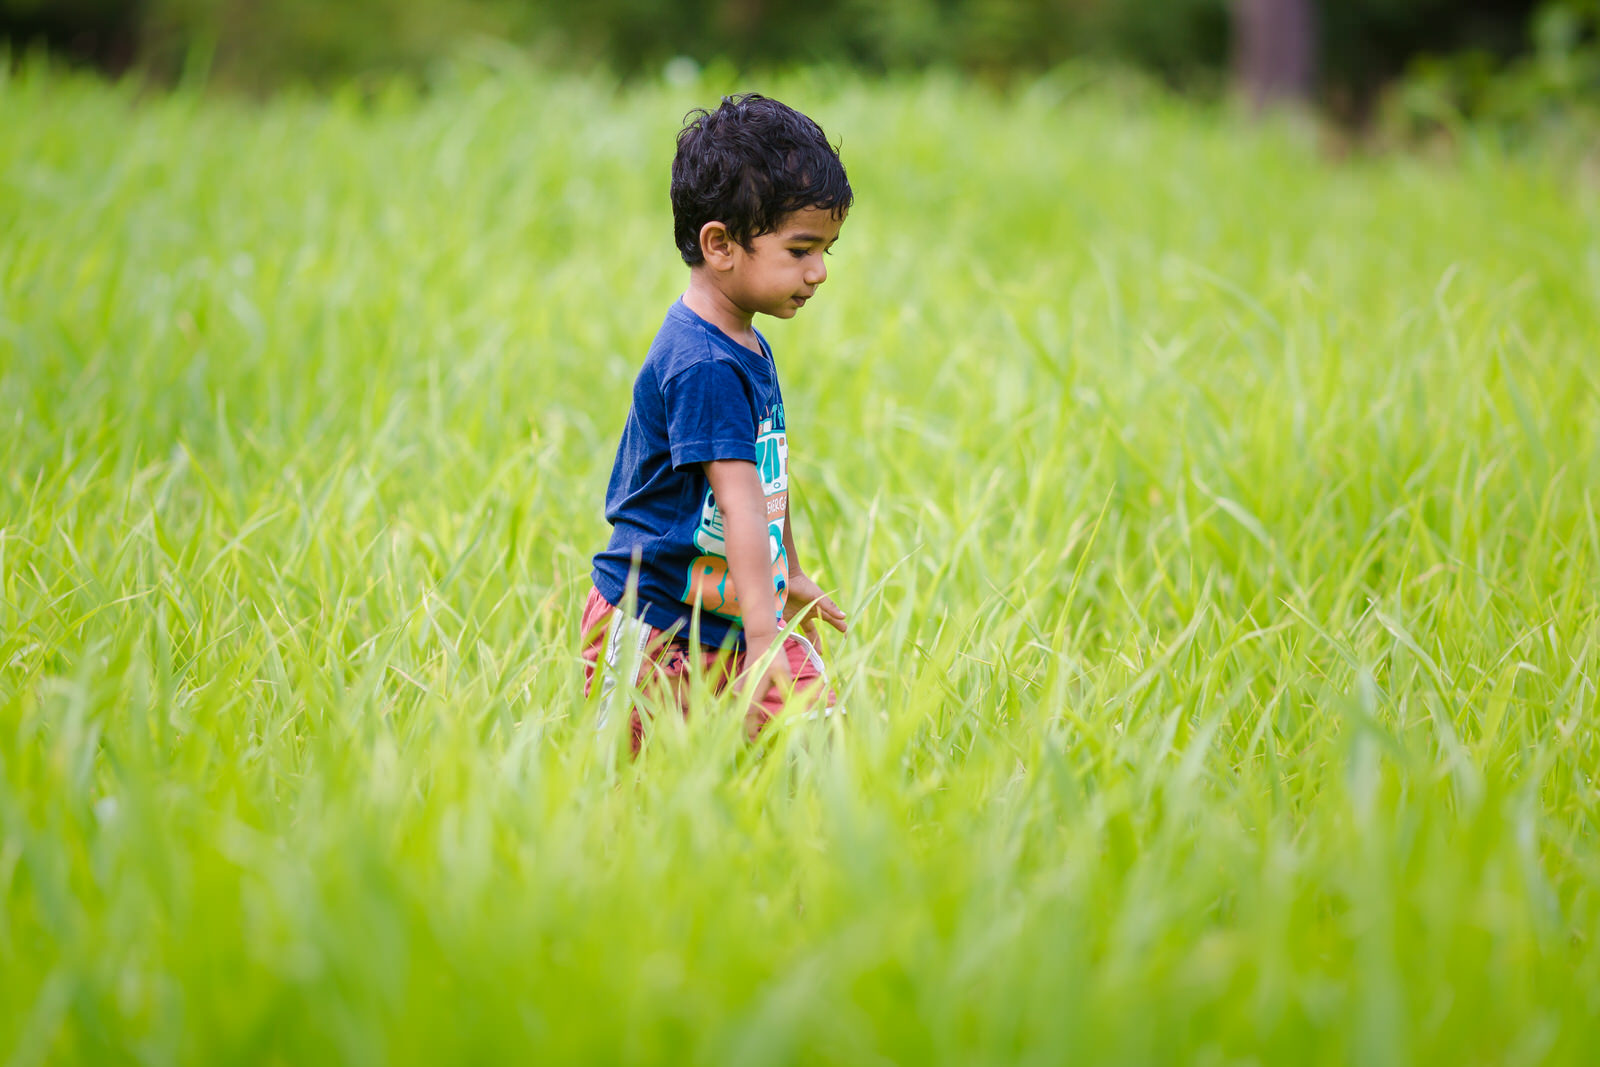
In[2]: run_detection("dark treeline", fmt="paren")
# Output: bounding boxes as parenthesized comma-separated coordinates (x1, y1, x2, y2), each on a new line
(0, 0, 1586, 113)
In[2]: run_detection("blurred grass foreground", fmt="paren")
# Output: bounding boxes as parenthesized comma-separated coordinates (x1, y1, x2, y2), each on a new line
(4, 56, 1600, 1064)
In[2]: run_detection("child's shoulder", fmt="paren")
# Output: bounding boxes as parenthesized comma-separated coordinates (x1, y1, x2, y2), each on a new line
(645, 302, 766, 382)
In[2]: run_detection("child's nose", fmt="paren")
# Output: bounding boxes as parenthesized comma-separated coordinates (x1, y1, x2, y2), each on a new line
(805, 257, 827, 285)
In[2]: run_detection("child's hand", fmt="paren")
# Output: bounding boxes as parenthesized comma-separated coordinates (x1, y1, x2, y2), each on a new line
(739, 631, 793, 732)
(784, 572, 848, 644)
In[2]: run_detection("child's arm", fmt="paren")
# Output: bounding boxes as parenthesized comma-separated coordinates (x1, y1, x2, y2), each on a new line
(781, 504, 847, 642)
(703, 459, 792, 708)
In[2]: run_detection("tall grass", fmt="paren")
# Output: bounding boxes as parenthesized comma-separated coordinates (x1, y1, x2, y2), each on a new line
(3, 59, 1599, 1063)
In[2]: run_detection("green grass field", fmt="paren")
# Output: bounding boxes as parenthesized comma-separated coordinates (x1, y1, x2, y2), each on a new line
(3, 58, 1599, 1064)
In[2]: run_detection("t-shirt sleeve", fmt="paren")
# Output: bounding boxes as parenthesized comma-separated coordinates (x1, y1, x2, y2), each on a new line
(662, 358, 758, 470)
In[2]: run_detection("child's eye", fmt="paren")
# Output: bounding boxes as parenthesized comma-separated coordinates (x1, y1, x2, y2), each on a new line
(789, 249, 808, 259)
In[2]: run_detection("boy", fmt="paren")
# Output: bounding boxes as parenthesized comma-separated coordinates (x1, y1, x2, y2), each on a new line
(582, 93, 852, 744)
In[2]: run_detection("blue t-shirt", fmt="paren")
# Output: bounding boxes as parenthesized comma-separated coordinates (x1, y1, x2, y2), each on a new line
(592, 300, 790, 649)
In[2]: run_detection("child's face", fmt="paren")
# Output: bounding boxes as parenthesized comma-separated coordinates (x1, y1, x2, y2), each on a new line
(726, 206, 845, 319)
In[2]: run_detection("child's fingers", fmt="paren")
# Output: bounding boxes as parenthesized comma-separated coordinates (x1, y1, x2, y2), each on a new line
(788, 593, 848, 634)
(737, 642, 789, 698)
(745, 656, 791, 725)
(765, 655, 795, 698)
(817, 597, 848, 633)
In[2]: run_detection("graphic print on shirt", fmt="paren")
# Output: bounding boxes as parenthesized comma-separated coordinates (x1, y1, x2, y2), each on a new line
(682, 404, 788, 621)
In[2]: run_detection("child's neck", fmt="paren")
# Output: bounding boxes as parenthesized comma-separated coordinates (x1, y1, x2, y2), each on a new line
(682, 274, 760, 354)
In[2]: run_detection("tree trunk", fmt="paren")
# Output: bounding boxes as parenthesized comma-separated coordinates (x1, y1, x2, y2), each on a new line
(1233, 0, 1316, 111)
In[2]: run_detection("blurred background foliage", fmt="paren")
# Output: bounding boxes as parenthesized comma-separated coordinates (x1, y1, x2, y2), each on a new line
(1, 0, 1597, 130)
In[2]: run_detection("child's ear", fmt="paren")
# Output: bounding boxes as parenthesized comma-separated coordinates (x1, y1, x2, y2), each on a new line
(699, 221, 736, 270)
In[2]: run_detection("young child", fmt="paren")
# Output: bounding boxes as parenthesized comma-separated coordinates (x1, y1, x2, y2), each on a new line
(582, 93, 852, 744)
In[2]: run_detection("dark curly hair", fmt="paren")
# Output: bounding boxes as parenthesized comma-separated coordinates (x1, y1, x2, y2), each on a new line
(671, 93, 852, 266)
